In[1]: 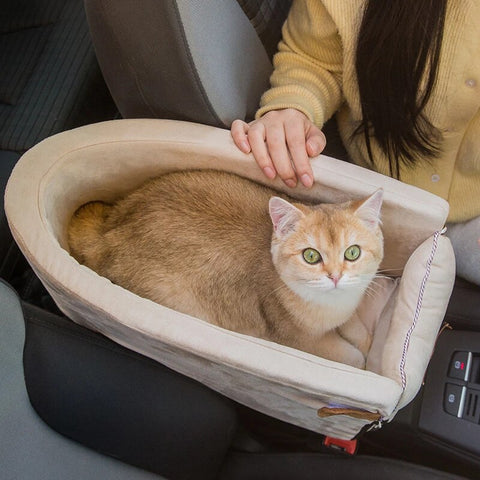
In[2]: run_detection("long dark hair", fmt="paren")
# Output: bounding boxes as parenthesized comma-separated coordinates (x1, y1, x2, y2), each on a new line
(354, 0, 447, 178)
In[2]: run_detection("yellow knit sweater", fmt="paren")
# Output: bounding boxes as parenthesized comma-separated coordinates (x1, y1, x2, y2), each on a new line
(256, 0, 480, 222)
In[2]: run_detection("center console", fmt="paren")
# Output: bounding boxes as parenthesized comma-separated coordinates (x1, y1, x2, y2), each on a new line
(362, 278, 480, 479)
(420, 331, 480, 455)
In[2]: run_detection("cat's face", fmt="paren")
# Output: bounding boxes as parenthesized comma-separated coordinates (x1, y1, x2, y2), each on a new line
(269, 191, 384, 305)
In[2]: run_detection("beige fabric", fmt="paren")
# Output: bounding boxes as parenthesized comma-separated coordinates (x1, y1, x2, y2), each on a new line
(5, 119, 455, 439)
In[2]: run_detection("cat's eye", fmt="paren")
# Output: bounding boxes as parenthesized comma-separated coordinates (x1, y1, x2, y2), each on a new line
(302, 248, 322, 264)
(344, 245, 361, 261)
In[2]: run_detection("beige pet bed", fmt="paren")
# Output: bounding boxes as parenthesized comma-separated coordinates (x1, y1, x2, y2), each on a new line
(5, 119, 455, 440)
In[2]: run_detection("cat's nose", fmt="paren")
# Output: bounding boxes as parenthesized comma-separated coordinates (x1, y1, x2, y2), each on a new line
(328, 273, 342, 287)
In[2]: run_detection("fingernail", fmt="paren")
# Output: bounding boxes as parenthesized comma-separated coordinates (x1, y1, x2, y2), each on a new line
(241, 141, 251, 153)
(301, 174, 313, 188)
(263, 167, 276, 179)
(307, 140, 320, 156)
(285, 179, 297, 188)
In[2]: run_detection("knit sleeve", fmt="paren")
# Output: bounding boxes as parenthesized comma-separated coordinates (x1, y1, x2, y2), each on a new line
(256, 0, 343, 127)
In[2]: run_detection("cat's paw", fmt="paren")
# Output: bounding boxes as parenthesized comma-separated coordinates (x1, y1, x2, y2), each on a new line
(338, 319, 372, 358)
(351, 350, 367, 369)
(353, 333, 372, 358)
(340, 345, 366, 369)
(314, 331, 366, 369)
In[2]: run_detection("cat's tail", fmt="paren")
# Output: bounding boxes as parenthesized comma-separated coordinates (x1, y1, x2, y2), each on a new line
(68, 201, 111, 267)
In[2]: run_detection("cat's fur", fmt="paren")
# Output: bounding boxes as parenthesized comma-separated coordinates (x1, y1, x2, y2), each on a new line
(68, 170, 384, 368)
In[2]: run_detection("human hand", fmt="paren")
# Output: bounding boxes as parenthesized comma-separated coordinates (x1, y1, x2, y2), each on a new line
(231, 109, 326, 188)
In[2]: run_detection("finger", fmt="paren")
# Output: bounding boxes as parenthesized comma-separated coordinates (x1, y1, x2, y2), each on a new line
(231, 119, 251, 153)
(265, 124, 297, 187)
(247, 123, 276, 179)
(305, 126, 326, 157)
(285, 120, 313, 188)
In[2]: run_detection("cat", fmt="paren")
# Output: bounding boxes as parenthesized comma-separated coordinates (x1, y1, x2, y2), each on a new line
(68, 170, 384, 368)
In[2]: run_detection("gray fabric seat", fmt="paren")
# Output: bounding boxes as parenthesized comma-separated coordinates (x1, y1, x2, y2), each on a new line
(84, 0, 291, 127)
(0, 151, 20, 277)
(0, 0, 116, 280)
(0, 0, 115, 152)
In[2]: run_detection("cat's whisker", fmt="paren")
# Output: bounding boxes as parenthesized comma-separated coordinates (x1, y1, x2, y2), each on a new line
(362, 289, 377, 300)
(281, 273, 319, 283)
(364, 284, 382, 296)
(366, 285, 389, 297)
(305, 280, 328, 287)
(372, 273, 394, 280)
(376, 268, 403, 276)
(362, 289, 381, 302)
(362, 281, 385, 299)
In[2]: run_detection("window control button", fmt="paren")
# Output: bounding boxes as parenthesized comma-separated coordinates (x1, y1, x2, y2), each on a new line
(448, 351, 472, 381)
(444, 383, 466, 417)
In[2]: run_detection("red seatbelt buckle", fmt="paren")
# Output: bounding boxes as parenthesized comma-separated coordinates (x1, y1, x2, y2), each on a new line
(323, 436, 358, 455)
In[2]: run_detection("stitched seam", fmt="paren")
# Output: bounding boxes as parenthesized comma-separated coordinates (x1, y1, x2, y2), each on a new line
(399, 230, 441, 390)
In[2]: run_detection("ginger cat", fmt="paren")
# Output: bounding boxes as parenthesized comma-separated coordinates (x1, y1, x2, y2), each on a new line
(68, 170, 384, 368)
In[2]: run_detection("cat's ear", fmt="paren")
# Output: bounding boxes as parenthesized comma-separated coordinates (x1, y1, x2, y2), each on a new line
(354, 189, 383, 229)
(269, 197, 305, 237)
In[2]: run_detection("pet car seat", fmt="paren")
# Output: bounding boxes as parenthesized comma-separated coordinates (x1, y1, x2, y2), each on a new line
(5, 118, 456, 441)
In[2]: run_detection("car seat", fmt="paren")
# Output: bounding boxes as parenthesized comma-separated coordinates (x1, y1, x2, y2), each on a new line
(0, 0, 116, 281)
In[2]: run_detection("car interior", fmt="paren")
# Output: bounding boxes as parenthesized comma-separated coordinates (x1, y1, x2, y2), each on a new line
(1, 1, 480, 479)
